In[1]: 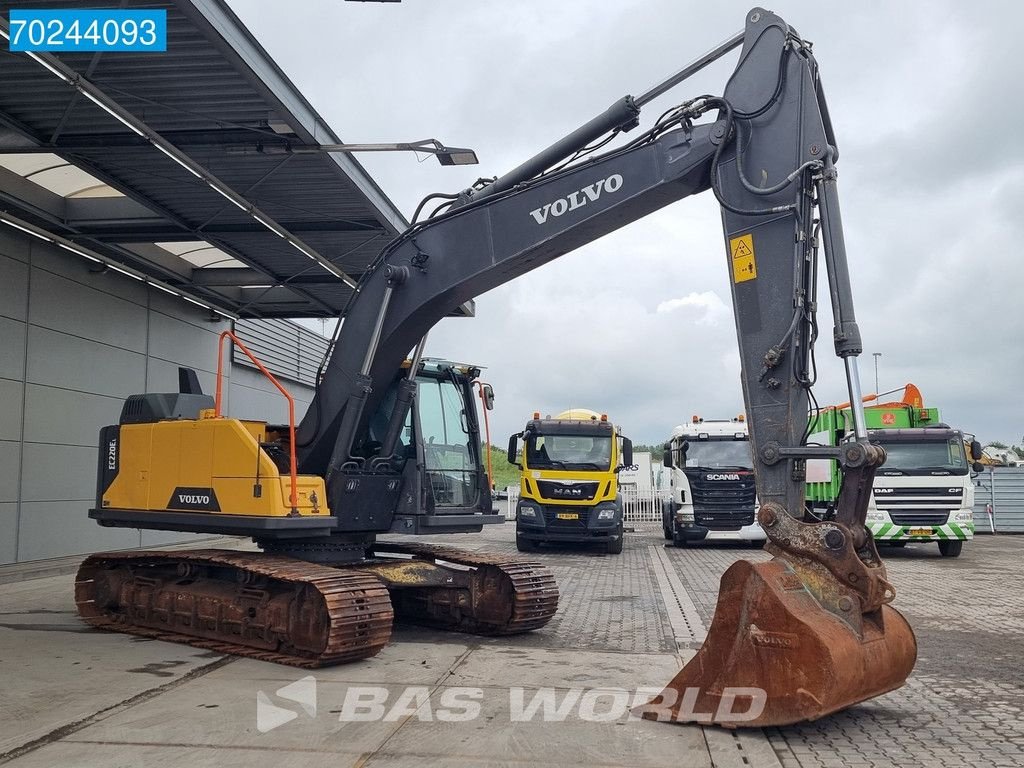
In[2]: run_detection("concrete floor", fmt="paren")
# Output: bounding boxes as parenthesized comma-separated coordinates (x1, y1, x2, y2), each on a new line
(1, 526, 1021, 767)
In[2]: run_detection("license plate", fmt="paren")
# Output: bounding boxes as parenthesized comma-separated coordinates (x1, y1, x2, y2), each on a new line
(556, 512, 579, 520)
(908, 527, 933, 537)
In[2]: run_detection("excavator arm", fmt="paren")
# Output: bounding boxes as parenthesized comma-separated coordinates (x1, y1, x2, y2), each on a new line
(298, 9, 874, 536)
(292, 7, 915, 725)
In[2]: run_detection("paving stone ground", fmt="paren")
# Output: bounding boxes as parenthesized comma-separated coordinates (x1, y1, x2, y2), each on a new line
(1, 524, 1021, 767)
(451, 525, 1024, 767)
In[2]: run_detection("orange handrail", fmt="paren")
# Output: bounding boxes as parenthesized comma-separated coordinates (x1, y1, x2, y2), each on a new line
(215, 330, 299, 513)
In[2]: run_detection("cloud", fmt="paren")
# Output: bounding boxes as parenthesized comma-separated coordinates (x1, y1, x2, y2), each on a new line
(656, 291, 729, 326)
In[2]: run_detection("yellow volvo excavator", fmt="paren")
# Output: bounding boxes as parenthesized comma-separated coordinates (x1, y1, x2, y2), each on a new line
(77, 7, 916, 727)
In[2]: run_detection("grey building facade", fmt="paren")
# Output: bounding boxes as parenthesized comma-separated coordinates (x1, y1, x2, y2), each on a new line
(0, 228, 327, 564)
(0, 0, 427, 567)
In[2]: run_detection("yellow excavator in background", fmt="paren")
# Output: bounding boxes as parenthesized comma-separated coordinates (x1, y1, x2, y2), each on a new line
(77, 7, 916, 727)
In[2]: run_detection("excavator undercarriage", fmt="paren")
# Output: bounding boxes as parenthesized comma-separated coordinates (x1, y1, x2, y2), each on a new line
(76, 542, 558, 668)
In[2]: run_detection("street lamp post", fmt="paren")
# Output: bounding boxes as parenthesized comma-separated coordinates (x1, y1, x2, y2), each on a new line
(872, 352, 882, 395)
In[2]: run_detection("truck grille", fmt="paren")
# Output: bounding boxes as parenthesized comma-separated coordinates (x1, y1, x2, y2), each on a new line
(688, 471, 756, 529)
(536, 480, 599, 502)
(889, 512, 950, 526)
(543, 507, 591, 527)
(873, 486, 962, 510)
(694, 509, 753, 529)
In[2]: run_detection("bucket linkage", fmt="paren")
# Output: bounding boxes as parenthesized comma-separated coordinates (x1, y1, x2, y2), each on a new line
(640, 444, 917, 728)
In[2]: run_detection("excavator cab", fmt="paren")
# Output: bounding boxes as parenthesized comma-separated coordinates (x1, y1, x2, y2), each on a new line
(386, 359, 497, 531)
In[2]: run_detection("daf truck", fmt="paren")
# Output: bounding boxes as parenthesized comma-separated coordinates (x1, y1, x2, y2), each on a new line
(806, 384, 984, 557)
(661, 416, 766, 547)
(508, 409, 632, 554)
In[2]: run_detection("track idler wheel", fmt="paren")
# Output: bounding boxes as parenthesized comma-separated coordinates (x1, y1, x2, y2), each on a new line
(639, 558, 917, 727)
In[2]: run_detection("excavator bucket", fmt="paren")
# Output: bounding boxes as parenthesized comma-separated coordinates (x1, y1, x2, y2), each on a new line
(639, 556, 917, 728)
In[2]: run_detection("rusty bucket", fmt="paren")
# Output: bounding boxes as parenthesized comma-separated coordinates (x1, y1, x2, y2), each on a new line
(638, 556, 917, 728)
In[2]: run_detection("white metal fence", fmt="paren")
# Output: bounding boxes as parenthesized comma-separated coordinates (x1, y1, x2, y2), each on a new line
(621, 486, 667, 523)
(973, 467, 1024, 533)
(499, 487, 518, 520)
(498, 486, 668, 524)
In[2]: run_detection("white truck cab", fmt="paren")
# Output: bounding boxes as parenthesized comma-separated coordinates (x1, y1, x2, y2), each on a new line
(661, 416, 765, 547)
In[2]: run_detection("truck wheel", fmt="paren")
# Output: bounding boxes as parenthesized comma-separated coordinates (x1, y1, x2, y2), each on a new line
(938, 540, 963, 558)
(662, 525, 672, 540)
(607, 527, 624, 555)
(517, 537, 537, 553)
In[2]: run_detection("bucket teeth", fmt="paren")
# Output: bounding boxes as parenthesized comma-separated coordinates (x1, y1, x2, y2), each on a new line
(639, 558, 917, 728)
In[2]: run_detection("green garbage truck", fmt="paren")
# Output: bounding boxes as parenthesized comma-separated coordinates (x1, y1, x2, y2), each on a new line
(805, 384, 984, 558)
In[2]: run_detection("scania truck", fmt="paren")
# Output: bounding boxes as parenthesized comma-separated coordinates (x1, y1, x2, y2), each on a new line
(660, 416, 766, 547)
(508, 409, 632, 554)
(806, 384, 984, 557)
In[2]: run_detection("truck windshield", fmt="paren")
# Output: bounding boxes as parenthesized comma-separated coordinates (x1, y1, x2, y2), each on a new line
(875, 437, 968, 475)
(526, 434, 612, 471)
(684, 439, 752, 469)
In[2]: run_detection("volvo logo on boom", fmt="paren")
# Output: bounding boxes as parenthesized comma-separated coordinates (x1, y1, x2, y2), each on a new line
(529, 174, 624, 224)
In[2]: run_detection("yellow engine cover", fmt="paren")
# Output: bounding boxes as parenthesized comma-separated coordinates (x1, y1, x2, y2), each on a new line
(102, 416, 329, 518)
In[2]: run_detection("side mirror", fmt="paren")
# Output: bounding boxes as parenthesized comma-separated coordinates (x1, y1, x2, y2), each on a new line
(972, 461, 985, 473)
(507, 434, 520, 467)
(970, 440, 984, 462)
(482, 384, 495, 411)
(680, 440, 690, 457)
(662, 443, 673, 469)
(621, 438, 633, 468)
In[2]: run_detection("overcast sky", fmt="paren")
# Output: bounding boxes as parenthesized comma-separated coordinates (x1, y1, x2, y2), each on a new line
(228, 0, 1023, 448)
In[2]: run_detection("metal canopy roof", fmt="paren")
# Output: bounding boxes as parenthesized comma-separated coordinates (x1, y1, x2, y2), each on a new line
(0, 0, 467, 319)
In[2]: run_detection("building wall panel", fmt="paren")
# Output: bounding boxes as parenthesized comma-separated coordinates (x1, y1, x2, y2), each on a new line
(0, 231, 317, 563)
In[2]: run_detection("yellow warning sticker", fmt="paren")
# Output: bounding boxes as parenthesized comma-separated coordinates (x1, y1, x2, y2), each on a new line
(730, 233, 757, 283)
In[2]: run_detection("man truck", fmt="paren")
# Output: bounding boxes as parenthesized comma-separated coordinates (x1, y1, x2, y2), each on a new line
(661, 415, 766, 547)
(806, 384, 984, 557)
(508, 409, 632, 554)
